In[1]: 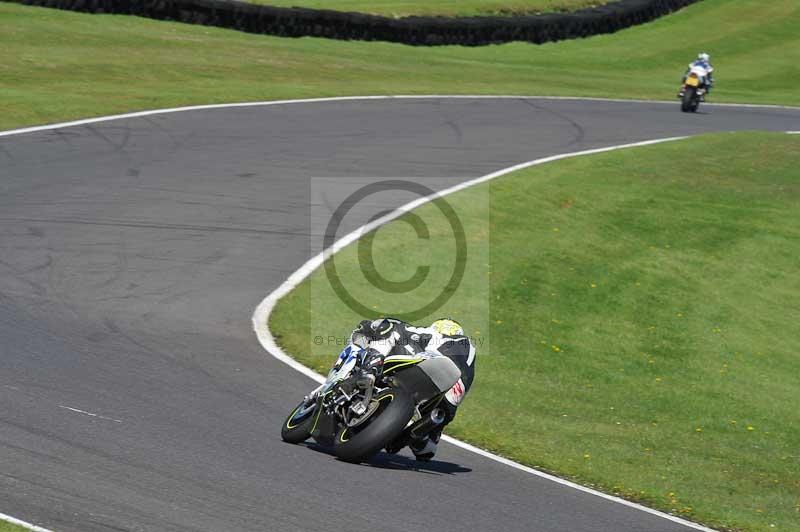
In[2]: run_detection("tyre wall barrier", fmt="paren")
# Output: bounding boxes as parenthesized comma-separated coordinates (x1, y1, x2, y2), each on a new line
(6, 0, 703, 46)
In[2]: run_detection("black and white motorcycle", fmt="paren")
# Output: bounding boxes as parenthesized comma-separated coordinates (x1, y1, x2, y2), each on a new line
(281, 344, 460, 462)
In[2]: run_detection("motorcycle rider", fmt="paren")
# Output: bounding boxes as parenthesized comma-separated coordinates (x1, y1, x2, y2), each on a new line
(349, 317, 476, 461)
(679, 52, 714, 100)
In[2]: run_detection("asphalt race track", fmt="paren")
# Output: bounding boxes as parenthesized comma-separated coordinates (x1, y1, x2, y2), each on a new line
(1, 98, 799, 532)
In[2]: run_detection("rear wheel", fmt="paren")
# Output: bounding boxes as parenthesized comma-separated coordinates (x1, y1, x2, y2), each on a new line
(690, 96, 701, 113)
(333, 388, 414, 463)
(281, 400, 318, 444)
(681, 88, 696, 113)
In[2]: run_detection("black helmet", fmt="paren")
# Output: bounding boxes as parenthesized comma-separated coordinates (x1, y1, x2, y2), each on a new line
(354, 318, 395, 341)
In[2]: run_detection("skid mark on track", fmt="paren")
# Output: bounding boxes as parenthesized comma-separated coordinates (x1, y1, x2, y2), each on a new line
(520, 98, 586, 146)
(0, 216, 310, 237)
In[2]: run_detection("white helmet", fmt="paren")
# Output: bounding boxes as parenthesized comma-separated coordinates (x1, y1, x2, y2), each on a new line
(698, 52, 710, 63)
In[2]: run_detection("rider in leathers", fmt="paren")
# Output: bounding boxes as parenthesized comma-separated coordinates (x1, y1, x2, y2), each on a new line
(350, 317, 476, 461)
(679, 52, 714, 100)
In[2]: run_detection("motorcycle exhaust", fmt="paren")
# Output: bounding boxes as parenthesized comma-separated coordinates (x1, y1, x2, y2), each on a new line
(409, 407, 445, 439)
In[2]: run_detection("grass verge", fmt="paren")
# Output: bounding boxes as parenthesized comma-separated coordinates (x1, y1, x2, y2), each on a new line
(0, 520, 32, 532)
(246, 0, 600, 17)
(270, 132, 800, 531)
(1, 0, 799, 131)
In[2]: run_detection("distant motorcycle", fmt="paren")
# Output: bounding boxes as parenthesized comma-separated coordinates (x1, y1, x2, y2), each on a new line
(679, 64, 710, 113)
(281, 344, 460, 462)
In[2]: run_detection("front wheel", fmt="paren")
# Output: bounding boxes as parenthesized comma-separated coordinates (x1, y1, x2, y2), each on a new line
(333, 388, 414, 463)
(281, 400, 318, 444)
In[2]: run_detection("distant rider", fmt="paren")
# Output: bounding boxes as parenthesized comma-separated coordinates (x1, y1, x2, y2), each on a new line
(349, 317, 476, 462)
(679, 52, 714, 100)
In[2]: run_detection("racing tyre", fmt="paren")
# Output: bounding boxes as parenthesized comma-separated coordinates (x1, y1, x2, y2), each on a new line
(681, 88, 696, 113)
(281, 400, 318, 444)
(333, 388, 414, 463)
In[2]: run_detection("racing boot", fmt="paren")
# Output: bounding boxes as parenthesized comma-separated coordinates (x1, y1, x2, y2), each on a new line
(410, 431, 441, 462)
(410, 437, 437, 462)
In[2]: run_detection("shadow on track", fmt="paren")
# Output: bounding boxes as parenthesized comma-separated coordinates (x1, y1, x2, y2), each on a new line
(297, 442, 471, 475)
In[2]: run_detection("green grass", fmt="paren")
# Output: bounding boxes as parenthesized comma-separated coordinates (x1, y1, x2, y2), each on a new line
(0, 520, 30, 532)
(1, 0, 799, 131)
(270, 132, 800, 532)
(246, 0, 599, 17)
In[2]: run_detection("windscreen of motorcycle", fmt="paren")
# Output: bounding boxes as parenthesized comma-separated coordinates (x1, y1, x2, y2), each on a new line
(690, 65, 708, 79)
(326, 345, 361, 384)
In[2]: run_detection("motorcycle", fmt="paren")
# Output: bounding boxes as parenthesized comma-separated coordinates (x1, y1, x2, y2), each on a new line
(679, 64, 710, 113)
(281, 344, 461, 462)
